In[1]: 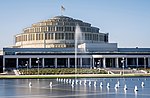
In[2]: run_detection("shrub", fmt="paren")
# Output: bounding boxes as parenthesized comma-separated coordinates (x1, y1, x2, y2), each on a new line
(19, 68, 107, 75)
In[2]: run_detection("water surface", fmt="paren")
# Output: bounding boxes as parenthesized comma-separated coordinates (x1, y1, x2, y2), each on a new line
(0, 77, 150, 98)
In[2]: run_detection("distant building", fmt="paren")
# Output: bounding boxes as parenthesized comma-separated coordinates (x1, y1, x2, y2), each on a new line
(1, 15, 150, 71)
(15, 16, 108, 48)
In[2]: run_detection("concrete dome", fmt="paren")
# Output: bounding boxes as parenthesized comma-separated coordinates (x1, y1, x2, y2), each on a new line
(15, 15, 108, 48)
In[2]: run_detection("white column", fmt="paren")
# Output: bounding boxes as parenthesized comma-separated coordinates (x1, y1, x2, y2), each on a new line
(148, 58, 150, 68)
(103, 58, 106, 68)
(116, 58, 119, 68)
(90, 58, 92, 68)
(16, 58, 18, 69)
(136, 58, 138, 67)
(55, 58, 57, 68)
(42, 58, 45, 68)
(29, 58, 31, 68)
(125, 58, 128, 68)
(144, 57, 146, 68)
(34, 34, 37, 40)
(92, 58, 95, 68)
(43, 33, 46, 48)
(80, 58, 82, 68)
(3, 57, 5, 72)
(67, 58, 70, 68)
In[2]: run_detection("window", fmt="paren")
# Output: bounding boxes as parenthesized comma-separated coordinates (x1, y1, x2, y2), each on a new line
(55, 33, 64, 40)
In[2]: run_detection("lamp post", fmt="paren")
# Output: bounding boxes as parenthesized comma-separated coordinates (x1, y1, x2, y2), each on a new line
(25, 61, 28, 75)
(121, 58, 125, 75)
(98, 59, 101, 68)
(36, 58, 40, 76)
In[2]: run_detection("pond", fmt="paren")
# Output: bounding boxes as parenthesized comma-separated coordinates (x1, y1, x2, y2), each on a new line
(0, 77, 150, 98)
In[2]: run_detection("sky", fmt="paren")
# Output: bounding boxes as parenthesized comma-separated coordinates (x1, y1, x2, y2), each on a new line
(0, 0, 150, 49)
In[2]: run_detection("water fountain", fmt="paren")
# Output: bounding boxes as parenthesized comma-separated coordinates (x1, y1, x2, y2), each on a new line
(141, 81, 145, 87)
(75, 80, 78, 84)
(69, 79, 72, 84)
(100, 82, 103, 88)
(115, 84, 119, 90)
(1, 78, 150, 98)
(89, 81, 91, 86)
(117, 81, 120, 87)
(63, 78, 66, 83)
(75, 24, 82, 75)
(79, 80, 82, 85)
(107, 83, 110, 88)
(71, 80, 74, 87)
(61, 79, 63, 82)
(124, 84, 127, 91)
(84, 80, 87, 85)
(134, 86, 138, 92)
(49, 82, 52, 88)
(94, 81, 97, 87)
(66, 79, 68, 83)
(29, 82, 32, 87)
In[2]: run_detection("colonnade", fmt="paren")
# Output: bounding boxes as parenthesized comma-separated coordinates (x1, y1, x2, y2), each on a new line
(3, 56, 150, 69)
(93, 57, 150, 68)
(4, 57, 92, 69)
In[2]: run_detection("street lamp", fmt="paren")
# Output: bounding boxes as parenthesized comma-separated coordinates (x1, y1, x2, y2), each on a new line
(121, 58, 125, 75)
(36, 58, 40, 76)
(25, 61, 28, 75)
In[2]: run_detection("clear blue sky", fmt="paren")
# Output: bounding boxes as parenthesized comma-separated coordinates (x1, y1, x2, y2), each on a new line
(0, 0, 150, 49)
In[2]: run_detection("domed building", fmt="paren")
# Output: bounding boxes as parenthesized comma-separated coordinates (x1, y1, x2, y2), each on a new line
(1, 15, 150, 72)
(15, 16, 108, 48)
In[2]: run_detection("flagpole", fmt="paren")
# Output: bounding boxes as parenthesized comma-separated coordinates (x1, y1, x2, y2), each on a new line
(61, 9, 63, 16)
(61, 5, 65, 16)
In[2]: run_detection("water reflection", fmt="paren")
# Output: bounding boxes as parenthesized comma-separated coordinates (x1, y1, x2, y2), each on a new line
(0, 77, 150, 98)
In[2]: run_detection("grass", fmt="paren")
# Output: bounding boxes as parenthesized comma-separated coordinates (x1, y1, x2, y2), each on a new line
(1, 68, 150, 79)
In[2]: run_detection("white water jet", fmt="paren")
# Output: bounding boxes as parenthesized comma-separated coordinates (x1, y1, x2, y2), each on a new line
(89, 81, 91, 86)
(71, 83, 74, 87)
(69, 79, 71, 84)
(124, 84, 127, 91)
(58, 78, 60, 81)
(84, 80, 87, 85)
(115, 84, 119, 89)
(71, 81, 74, 87)
(29, 82, 32, 87)
(75, 80, 78, 84)
(79, 80, 82, 85)
(117, 81, 120, 87)
(141, 82, 145, 87)
(75, 24, 82, 75)
(63, 79, 66, 82)
(66, 79, 68, 83)
(134, 86, 138, 92)
(107, 83, 110, 88)
(49, 82, 52, 88)
(94, 81, 97, 87)
(100, 82, 103, 88)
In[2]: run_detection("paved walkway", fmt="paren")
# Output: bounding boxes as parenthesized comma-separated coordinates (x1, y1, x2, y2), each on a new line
(104, 68, 147, 74)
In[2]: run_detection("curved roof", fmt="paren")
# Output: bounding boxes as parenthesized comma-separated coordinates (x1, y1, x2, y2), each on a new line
(23, 15, 99, 33)
(53, 15, 73, 20)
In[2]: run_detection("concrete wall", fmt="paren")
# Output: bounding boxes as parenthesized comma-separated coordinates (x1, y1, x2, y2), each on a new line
(78, 43, 118, 52)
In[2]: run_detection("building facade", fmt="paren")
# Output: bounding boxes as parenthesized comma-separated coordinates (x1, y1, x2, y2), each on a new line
(15, 16, 108, 48)
(1, 15, 150, 71)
